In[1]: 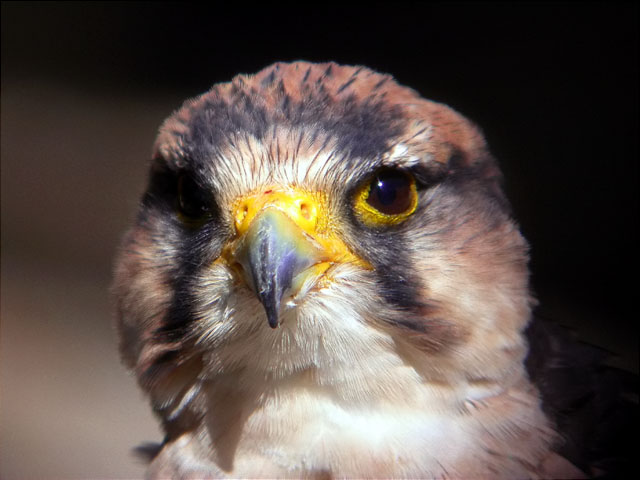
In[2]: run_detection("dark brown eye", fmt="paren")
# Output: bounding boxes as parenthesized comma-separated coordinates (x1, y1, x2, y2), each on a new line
(177, 173, 212, 220)
(366, 169, 414, 215)
(353, 168, 418, 226)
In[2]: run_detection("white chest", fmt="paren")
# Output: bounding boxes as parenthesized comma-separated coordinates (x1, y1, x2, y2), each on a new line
(197, 372, 550, 479)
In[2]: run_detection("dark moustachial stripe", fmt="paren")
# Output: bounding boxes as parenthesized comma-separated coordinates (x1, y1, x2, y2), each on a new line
(363, 209, 465, 352)
(345, 200, 427, 316)
(154, 283, 196, 343)
(375, 249, 426, 314)
(155, 214, 227, 343)
(138, 159, 229, 345)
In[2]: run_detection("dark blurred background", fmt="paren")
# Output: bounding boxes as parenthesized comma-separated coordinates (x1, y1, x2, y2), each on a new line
(1, 2, 637, 478)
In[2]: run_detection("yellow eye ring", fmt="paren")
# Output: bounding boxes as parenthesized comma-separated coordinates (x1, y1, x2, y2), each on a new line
(353, 169, 418, 226)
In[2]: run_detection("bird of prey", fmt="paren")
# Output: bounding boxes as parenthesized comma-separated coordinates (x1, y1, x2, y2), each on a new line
(114, 61, 586, 478)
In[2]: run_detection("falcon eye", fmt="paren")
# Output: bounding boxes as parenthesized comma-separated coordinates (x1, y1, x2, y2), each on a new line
(367, 169, 415, 214)
(177, 173, 213, 222)
(353, 168, 418, 226)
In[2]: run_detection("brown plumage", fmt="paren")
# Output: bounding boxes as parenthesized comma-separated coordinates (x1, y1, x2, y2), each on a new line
(114, 61, 583, 478)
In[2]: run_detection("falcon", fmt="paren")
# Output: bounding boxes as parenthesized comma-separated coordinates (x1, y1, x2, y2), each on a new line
(114, 62, 582, 478)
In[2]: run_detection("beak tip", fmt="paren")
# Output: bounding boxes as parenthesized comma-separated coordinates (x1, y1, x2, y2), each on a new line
(236, 208, 321, 330)
(267, 311, 280, 329)
(262, 299, 280, 329)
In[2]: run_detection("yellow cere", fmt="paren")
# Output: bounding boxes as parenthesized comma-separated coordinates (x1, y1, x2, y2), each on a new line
(231, 186, 371, 269)
(353, 175, 418, 226)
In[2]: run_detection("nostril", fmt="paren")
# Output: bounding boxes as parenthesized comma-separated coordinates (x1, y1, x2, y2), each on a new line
(236, 204, 249, 225)
(232, 261, 243, 272)
(300, 202, 310, 220)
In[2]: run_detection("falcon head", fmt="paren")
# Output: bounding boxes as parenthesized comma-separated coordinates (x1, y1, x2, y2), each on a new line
(114, 62, 560, 478)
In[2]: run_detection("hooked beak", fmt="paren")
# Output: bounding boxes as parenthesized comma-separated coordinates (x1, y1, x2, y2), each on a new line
(221, 187, 368, 328)
(233, 208, 326, 328)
